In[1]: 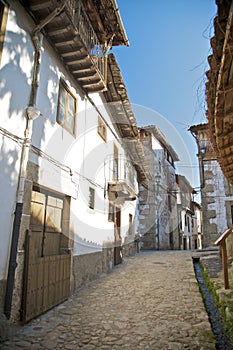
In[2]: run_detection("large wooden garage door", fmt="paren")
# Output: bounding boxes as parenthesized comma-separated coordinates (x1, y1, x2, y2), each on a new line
(21, 187, 71, 323)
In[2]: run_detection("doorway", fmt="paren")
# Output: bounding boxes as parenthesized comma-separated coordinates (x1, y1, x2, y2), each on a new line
(21, 186, 71, 322)
(114, 206, 122, 265)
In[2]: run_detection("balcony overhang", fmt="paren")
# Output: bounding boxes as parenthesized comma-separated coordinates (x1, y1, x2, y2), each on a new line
(104, 54, 152, 182)
(108, 181, 137, 204)
(82, 0, 129, 47)
(205, 1, 233, 184)
(21, 0, 128, 94)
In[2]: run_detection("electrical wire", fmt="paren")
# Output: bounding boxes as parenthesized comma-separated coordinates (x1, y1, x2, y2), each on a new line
(30, 144, 104, 189)
(0, 126, 24, 145)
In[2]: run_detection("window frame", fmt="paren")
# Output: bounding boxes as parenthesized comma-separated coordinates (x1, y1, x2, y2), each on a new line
(30, 185, 69, 257)
(113, 144, 119, 181)
(56, 79, 77, 136)
(108, 202, 115, 222)
(0, 3, 8, 65)
(97, 115, 107, 142)
(88, 187, 95, 210)
(129, 214, 133, 236)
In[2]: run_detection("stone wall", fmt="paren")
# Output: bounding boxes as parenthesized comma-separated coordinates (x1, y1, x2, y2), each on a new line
(201, 158, 231, 247)
(102, 247, 114, 273)
(122, 241, 137, 257)
(0, 280, 10, 341)
(190, 124, 233, 250)
(140, 232, 156, 250)
(8, 161, 37, 321)
(72, 252, 103, 291)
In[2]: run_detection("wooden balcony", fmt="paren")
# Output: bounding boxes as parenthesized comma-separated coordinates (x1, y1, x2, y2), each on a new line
(22, 0, 128, 93)
(108, 181, 137, 204)
(205, 1, 233, 184)
(107, 155, 138, 204)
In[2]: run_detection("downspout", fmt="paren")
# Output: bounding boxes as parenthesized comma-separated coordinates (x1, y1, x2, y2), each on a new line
(4, 0, 67, 319)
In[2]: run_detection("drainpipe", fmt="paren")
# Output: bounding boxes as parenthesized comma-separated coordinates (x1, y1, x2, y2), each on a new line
(4, 108, 39, 319)
(4, 0, 67, 319)
(4, 34, 41, 319)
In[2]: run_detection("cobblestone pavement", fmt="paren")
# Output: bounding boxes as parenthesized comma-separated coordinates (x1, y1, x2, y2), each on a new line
(1, 251, 216, 350)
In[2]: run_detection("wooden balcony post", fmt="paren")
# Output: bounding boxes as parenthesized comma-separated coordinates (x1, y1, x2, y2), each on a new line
(221, 240, 229, 289)
(214, 228, 232, 290)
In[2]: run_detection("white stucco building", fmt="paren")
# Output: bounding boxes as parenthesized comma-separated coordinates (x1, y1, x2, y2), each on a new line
(176, 174, 195, 250)
(0, 0, 150, 324)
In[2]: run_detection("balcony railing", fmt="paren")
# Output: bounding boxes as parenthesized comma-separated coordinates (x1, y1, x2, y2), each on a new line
(66, 0, 106, 81)
(106, 155, 138, 197)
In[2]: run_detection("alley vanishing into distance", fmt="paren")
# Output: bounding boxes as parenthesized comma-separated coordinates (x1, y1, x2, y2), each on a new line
(1, 251, 216, 350)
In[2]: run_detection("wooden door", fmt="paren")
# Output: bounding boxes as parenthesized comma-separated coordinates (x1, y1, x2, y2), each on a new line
(21, 187, 71, 323)
(114, 206, 122, 265)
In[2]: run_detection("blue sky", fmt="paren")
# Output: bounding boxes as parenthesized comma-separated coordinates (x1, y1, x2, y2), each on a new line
(114, 0, 217, 198)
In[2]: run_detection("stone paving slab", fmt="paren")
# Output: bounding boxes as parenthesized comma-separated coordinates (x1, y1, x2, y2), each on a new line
(0, 251, 216, 350)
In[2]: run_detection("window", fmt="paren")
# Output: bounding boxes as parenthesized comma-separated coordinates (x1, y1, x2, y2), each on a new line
(113, 144, 119, 180)
(57, 79, 76, 135)
(179, 212, 182, 231)
(129, 214, 133, 236)
(166, 151, 174, 167)
(168, 194, 172, 212)
(89, 187, 95, 210)
(97, 115, 107, 141)
(187, 216, 190, 232)
(0, 3, 8, 64)
(108, 202, 115, 222)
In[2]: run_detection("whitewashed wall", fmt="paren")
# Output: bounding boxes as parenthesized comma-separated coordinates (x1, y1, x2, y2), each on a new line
(1, 2, 139, 266)
(0, 4, 34, 280)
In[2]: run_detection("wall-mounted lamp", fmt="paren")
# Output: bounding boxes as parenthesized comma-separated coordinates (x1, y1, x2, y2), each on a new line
(26, 106, 41, 120)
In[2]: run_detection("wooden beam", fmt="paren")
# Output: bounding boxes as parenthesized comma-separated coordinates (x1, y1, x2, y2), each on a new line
(47, 25, 71, 36)
(217, 129, 233, 139)
(65, 56, 89, 65)
(222, 240, 229, 289)
(73, 70, 96, 79)
(84, 84, 107, 93)
(71, 63, 93, 73)
(221, 166, 233, 177)
(54, 38, 77, 47)
(217, 140, 233, 151)
(30, 0, 51, 11)
(82, 78, 102, 88)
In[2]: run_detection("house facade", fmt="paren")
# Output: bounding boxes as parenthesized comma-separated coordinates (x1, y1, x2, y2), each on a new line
(139, 126, 179, 250)
(0, 0, 150, 325)
(190, 124, 233, 251)
(176, 174, 195, 250)
(192, 201, 203, 250)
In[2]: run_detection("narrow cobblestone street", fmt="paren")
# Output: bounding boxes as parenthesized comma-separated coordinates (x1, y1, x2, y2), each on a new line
(1, 251, 216, 350)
